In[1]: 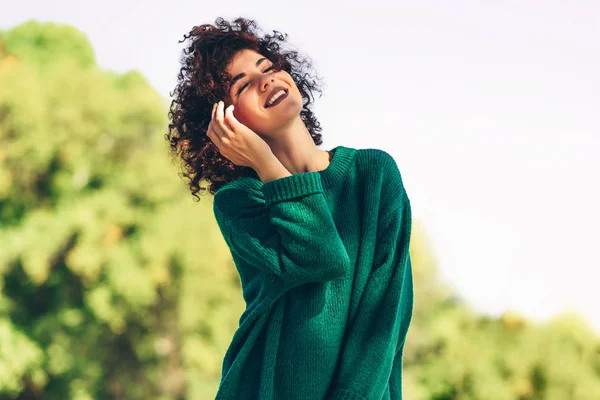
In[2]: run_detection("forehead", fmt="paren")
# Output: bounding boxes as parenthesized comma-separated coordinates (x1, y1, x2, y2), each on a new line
(226, 49, 264, 74)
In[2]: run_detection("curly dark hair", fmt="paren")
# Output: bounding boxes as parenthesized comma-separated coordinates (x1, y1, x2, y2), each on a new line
(165, 17, 325, 201)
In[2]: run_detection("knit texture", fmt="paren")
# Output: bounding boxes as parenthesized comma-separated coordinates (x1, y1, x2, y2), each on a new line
(212, 145, 413, 400)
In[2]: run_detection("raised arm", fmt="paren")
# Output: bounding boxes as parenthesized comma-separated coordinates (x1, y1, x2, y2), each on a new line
(214, 171, 352, 290)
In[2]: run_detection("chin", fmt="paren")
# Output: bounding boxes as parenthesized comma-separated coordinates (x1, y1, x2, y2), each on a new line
(270, 94, 303, 117)
(269, 104, 303, 128)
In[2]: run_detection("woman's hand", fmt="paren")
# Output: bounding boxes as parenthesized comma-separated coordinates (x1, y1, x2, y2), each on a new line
(206, 101, 273, 169)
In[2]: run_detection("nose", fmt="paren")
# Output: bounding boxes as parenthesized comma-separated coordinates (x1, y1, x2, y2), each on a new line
(260, 74, 275, 92)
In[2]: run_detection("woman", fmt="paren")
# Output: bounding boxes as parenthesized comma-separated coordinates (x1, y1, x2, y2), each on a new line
(166, 17, 413, 400)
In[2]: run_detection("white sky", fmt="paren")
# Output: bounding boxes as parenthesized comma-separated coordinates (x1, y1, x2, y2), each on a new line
(3, 0, 599, 333)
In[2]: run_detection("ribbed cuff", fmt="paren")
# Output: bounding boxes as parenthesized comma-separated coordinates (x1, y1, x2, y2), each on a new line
(261, 171, 323, 205)
(330, 389, 368, 400)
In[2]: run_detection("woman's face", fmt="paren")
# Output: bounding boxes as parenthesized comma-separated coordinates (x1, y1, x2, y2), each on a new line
(224, 49, 303, 135)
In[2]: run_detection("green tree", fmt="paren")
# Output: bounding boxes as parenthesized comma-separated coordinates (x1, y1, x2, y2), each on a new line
(0, 20, 244, 399)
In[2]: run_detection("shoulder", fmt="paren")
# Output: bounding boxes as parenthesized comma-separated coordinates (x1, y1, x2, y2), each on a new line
(356, 147, 403, 182)
(356, 147, 408, 204)
(355, 147, 399, 170)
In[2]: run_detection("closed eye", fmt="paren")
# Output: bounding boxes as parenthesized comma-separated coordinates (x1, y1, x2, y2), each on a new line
(237, 66, 275, 95)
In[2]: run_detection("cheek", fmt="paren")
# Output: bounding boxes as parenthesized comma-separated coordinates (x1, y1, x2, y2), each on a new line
(233, 97, 260, 126)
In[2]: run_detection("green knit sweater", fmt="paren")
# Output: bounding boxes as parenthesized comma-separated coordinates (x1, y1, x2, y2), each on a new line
(212, 145, 413, 400)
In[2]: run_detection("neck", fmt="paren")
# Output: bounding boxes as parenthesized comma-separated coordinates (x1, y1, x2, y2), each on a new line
(260, 116, 331, 175)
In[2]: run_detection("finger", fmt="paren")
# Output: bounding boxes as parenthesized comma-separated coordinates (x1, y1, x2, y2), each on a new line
(215, 100, 226, 128)
(213, 101, 225, 136)
(209, 104, 217, 134)
(224, 104, 236, 131)
(206, 125, 216, 142)
(218, 102, 235, 140)
(211, 120, 226, 138)
(211, 102, 218, 120)
(210, 102, 220, 132)
(210, 102, 226, 138)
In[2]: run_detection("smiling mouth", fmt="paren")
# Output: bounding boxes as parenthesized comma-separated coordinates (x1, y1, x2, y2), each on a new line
(265, 89, 289, 108)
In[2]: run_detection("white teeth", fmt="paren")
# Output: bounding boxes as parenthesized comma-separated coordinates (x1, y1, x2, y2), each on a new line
(267, 90, 286, 106)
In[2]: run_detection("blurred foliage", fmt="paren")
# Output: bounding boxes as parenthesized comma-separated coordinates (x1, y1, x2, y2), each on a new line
(0, 20, 599, 400)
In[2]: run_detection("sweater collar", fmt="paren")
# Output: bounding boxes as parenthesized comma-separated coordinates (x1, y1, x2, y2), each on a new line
(245, 145, 356, 188)
(319, 145, 356, 188)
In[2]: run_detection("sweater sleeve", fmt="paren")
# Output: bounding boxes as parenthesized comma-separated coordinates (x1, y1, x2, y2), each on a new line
(330, 184, 413, 400)
(213, 171, 352, 289)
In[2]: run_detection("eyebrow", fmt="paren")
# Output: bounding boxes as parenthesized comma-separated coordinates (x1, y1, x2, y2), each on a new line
(230, 57, 268, 87)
